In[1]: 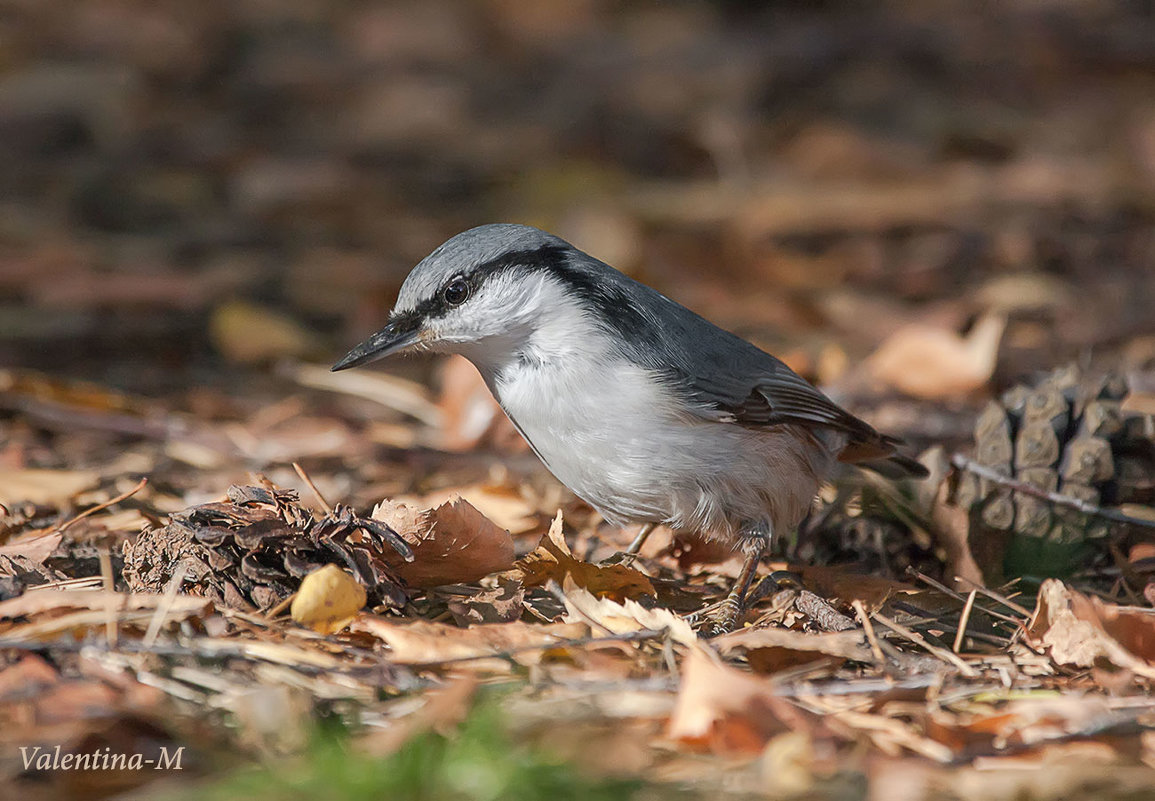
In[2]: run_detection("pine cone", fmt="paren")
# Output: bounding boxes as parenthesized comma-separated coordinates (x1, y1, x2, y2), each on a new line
(951, 365, 1154, 578)
(123, 484, 408, 612)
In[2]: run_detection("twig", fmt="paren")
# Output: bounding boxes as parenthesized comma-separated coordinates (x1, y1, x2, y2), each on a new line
(906, 568, 1023, 626)
(293, 462, 333, 516)
(98, 549, 118, 649)
(952, 453, 1155, 530)
(851, 600, 885, 665)
(953, 576, 1032, 618)
(953, 590, 977, 654)
(410, 628, 666, 667)
(55, 476, 148, 534)
(871, 611, 978, 677)
(264, 592, 298, 620)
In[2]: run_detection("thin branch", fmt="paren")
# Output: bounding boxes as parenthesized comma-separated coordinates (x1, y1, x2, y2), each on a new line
(953, 590, 977, 654)
(293, 462, 334, 516)
(952, 575, 1033, 618)
(906, 568, 1023, 626)
(410, 628, 666, 668)
(871, 611, 979, 677)
(952, 453, 1155, 530)
(852, 600, 885, 665)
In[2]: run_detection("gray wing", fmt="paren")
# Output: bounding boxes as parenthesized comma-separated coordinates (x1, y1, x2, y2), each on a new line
(556, 249, 926, 475)
(569, 255, 896, 452)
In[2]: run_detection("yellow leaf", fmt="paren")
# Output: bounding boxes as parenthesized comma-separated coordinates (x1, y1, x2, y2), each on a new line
(290, 564, 366, 634)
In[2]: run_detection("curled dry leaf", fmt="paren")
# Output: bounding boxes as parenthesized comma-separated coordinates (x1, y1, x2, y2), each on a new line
(1027, 579, 1155, 680)
(667, 647, 820, 755)
(351, 616, 587, 665)
(560, 576, 696, 646)
(517, 511, 655, 601)
(372, 496, 515, 588)
(290, 564, 366, 635)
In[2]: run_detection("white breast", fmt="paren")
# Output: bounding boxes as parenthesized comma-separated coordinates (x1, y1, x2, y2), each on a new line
(462, 283, 832, 538)
(494, 349, 686, 522)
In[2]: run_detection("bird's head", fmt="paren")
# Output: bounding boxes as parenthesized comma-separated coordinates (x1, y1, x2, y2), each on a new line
(331, 224, 583, 373)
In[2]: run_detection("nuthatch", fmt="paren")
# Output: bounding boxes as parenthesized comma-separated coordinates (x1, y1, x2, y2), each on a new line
(334, 224, 925, 632)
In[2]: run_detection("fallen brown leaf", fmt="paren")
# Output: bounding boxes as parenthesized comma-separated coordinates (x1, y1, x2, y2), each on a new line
(373, 496, 515, 588)
(1027, 579, 1155, 680)
(517, 511, 655, 601)
(799, 564, 915, 611)
(0, 531, 62, 565)
(667, 647, 820, 755)
(560, 577, 696, 646)
(713, 626, 873, 672)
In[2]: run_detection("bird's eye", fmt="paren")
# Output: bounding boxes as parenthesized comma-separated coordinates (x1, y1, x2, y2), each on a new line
(442, 278, 470, 306)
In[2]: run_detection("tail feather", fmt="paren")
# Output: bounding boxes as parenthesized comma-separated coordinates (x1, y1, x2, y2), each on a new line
(837, 433, 929, 479)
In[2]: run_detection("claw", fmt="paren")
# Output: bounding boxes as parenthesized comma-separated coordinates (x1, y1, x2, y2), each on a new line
(684, 540, 765, 637)
(685, 596, 745, 637)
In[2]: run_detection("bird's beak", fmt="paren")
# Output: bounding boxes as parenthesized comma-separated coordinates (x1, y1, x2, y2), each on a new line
(331, 316, 422, 372)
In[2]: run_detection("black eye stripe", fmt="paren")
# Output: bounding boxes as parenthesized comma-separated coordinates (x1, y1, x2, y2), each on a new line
(405, 245, 568, 322)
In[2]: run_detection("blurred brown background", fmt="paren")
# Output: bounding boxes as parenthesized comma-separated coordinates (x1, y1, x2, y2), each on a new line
(1, 0, 1154, 398)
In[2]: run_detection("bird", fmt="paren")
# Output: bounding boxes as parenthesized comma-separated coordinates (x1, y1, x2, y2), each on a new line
(332, 223, 927, 633)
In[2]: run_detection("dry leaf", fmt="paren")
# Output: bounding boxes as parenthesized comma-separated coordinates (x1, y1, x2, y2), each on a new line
(0, 590, 210, 620)
(799, 564, 915, 610)
(351, 616, 587, 665)
(372, 496, 515, 587)
(560, 577, 696, 646)
(860, 314, 1006, 400)
(290, 564, 366, 634)
(667, 647, 818, 755)
(517, 511, 655, 601)
(447, 580, 525, 625)
(1027, 579, 1155, 680)
(0, 531, 62, 565)
(713, 626, 872, 665)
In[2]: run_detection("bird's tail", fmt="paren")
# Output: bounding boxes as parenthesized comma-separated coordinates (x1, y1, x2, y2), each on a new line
(837, 434, 929, 479)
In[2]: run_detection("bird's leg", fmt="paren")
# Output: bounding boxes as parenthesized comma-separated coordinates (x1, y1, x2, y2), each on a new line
(625, 522, 657, 555)
(685, 525, 768, 637)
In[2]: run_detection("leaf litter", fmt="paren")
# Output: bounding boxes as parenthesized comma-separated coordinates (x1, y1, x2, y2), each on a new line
(3, 3, 1155, 794)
